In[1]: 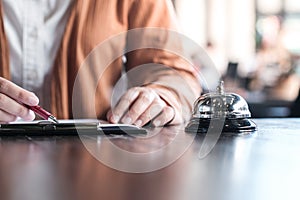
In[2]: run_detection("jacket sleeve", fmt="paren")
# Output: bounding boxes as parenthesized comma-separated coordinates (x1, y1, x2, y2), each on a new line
(0, 1, 10, 79)
(124, 0, 201, 123)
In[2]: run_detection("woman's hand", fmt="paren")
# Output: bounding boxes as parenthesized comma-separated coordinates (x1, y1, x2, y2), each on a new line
(0, 77, 39, 123)
(107, 87, 175, 127)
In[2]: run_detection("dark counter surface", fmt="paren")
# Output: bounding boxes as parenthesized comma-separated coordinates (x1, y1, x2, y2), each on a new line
(0, 118, 299, 200)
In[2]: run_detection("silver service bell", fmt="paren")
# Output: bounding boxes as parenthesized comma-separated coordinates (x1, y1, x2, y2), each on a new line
(185, 81, 257, 135)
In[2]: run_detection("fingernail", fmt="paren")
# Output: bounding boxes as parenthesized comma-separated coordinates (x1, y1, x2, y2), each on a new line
(135, 120, 142, 127)
(28, 96, 39, 105)
(111, 115, 120, 123)
(122, 117, 132, 124)
(24, 110, 36, 121)
(153, 120, 161, 127)
(28, 110, 36, 120)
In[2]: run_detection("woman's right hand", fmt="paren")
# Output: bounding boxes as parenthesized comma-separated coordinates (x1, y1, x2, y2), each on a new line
(0, 77, 39, 123)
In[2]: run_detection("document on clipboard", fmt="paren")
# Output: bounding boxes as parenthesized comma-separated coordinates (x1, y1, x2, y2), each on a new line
(0, 119, 147, 136)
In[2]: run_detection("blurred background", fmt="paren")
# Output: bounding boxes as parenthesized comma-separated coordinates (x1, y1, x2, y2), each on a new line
(172, 0, 300, 118)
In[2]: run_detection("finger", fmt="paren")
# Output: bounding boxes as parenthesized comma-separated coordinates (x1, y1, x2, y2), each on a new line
(121, 90, 156, 124)
(109, 88, 140, 123)
(22, 110, 36, 121)
(0, 93, 36, 120)
(134, 101, 166, 127)
(0, 109, 17, 123)
(0, 77, 39, 106)
(106, 110, 113, 122)
(152, 106, 175, 127)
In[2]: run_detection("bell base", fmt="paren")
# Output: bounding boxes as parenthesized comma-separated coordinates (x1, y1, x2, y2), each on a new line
(185, 118, 257, 135)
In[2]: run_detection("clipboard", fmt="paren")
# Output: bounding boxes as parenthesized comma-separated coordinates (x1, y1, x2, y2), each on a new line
(0, 119, 147, 136)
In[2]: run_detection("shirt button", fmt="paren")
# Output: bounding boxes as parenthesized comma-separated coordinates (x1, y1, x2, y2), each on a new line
(26, 69, 38, 81)
(29, 27, 38, 39)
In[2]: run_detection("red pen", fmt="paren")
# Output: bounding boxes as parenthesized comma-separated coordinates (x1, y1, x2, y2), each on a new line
(24, 105, 59, 123)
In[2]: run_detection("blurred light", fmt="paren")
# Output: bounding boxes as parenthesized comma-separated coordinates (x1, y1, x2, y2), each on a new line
(282, 18, 300, 54)
(285, 0, 300, 12)
(257, 0, 282, 14)
(175, 0, 206, 46)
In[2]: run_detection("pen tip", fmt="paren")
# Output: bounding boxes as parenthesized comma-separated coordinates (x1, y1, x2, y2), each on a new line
(49, 115, 59, 124)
